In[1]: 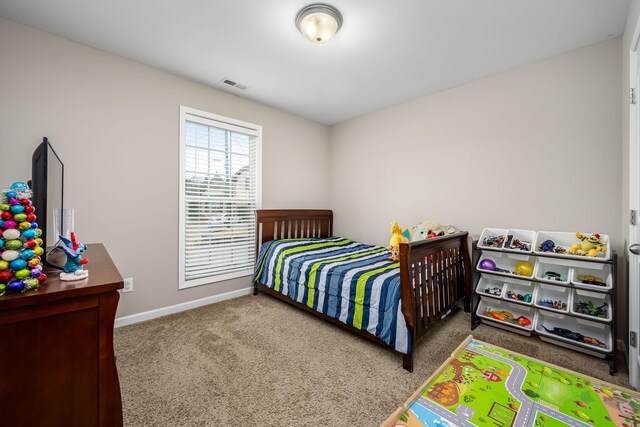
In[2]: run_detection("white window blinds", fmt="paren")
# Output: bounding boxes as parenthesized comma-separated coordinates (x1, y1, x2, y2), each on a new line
(179, 107, 262, 289)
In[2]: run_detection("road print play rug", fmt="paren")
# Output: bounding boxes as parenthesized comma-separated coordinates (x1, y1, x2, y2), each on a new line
(382, 335, 639, 427)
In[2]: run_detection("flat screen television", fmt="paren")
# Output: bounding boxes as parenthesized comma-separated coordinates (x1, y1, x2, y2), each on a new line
(30, 137, 64, 261)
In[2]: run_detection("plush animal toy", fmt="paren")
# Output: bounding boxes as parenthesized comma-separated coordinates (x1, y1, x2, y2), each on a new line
(388, 221, 408, 261)
(409, 220, 457, 242)
(569, 233, 606, 257)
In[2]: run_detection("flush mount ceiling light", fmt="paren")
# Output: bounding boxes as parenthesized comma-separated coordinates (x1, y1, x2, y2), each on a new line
(295, 3, 343, 44)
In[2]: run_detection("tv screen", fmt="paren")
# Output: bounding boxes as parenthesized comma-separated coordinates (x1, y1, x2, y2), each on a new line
(31, 137, 64, 256)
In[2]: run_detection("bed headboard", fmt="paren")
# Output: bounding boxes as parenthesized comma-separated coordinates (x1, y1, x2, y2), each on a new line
(255, 209, 333, 254)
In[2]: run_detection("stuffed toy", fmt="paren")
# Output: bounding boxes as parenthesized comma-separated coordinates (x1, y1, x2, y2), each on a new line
(409, 220, 457, 242)
(388, 221, 408, 261)
(569, 233, 606, 257)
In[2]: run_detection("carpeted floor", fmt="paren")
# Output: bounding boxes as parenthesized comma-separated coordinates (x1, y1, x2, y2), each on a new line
(115, 294, 630, 426)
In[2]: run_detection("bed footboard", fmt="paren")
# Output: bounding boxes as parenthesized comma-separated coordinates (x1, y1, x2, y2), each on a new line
(399, 233, 472, 371)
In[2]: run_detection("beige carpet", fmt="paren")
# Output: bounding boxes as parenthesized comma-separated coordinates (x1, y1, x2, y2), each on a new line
(115, 294, 630, 426)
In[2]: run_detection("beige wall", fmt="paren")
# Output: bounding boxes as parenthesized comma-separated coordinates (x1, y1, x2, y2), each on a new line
(0, 18, 331, 317)
(330, 37, 623, 252)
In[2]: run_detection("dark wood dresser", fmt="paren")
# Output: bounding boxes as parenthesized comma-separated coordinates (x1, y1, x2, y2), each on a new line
(0, 243, 124, 427)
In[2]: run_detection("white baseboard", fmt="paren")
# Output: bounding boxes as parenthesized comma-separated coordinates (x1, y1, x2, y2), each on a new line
(114, 286, 254, 328)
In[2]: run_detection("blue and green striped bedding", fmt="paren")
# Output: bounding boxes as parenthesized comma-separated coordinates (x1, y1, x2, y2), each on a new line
(253, 237, 410, 354)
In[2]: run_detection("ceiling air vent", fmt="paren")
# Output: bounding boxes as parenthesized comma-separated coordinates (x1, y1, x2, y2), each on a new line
(221, 78, 248, 90)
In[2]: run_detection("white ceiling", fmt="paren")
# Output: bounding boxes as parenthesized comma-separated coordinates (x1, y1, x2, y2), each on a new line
(0, 0, 631, 125)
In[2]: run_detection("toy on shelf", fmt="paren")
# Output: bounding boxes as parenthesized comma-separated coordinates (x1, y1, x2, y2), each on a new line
(58, 232, 89, 281)
(482, 235, 504, 248)
(0, 182, 46, 295)
(482, 309, 531, 327)
(505, 291, 532, 303)
(505, 235, 531, 251)
(569, 233, 606, 257)
(541, 326, 606, 347)
(485, 287, 502, 296)
(478, 259, 496, 271)
(576, 300, 608, 318)
(537, 239, 567, 254)
(578, 275, 605, 286)
(537, 299, 567, 311)
(542, 271, 567, 282)
(387, 221, 408, 262)
(514, 261, 533, 277)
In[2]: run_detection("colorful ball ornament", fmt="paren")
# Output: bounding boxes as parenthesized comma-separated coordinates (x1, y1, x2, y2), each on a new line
(27, 258, 39, 268)
(5, 239, 22, 250)
(0, 203, 9, 211)
(26, 214, 36, 222)
(14, 269, 30, 280)
(0, 271, 13, 282)
(37, 273, 47, 283)
(1, 250, 19, 261)
(10, 204, 24, 214)
(25, 239, 36, 249)
(8, 198, 18, 205)
(6, 191, 17, 199)
(33, 246, 44, 257)
(24, 205, 34, 214)
(18, 221, 31, 231)
(9, 259, 27, 271)
(21, 229, 35, 239)
(13, 213, 26, 223)
(24, 278, 39, 289)
(0, 260, 8, 270)
(7, 281, 25, 292)
(20, 198, 30, 206)
(35, 228, 42, 236)
(3, 228, 19, 240)
(20, 249, 35, 260)
(0, 211, 11, 220)
(3, 220, 17, 229)
(30, 268, 41, 278)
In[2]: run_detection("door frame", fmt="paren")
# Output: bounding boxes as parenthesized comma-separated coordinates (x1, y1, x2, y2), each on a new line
(628, 18, 640, 390)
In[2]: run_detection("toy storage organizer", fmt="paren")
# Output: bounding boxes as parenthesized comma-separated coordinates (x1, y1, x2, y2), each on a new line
(470, 228, 617, 375)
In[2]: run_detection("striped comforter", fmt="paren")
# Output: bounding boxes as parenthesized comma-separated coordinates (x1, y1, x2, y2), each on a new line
(253, 237, 410, 353)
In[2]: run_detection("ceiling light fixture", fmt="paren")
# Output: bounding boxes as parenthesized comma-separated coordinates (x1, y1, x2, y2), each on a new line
(295, 3, 343, 44)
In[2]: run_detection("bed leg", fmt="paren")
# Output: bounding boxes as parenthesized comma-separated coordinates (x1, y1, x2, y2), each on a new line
(253, 282, 258, 296)
(403, 352, 414, 372)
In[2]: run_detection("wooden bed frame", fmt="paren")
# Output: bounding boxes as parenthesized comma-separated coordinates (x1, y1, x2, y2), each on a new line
(253, 209, 473, 372)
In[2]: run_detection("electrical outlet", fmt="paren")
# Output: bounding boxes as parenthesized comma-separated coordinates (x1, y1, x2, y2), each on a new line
(123, 277, 133, 293)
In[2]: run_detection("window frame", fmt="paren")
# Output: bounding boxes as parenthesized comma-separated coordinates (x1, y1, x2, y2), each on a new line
(178, 106, 262, 290)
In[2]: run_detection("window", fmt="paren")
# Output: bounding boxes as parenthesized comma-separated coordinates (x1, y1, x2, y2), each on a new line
(179, 106, 262, 289)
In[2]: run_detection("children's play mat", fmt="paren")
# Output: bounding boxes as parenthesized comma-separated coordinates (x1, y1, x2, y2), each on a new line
(383, 335, 639, 427)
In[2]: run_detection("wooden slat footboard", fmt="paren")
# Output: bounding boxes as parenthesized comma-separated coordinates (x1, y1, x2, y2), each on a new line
(254, 209, 472, 372)
(399, 233, 472, 371)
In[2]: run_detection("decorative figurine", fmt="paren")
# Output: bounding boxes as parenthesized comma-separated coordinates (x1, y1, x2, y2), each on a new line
(58, 232, 89, 281)
(0, 182, 46, 295)
(540, 326, 606, 347)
